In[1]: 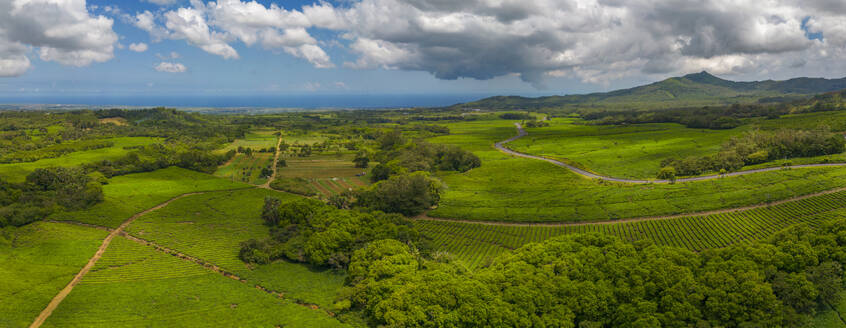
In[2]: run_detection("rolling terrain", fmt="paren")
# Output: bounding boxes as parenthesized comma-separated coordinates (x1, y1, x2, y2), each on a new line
(458, 71, 846, 111)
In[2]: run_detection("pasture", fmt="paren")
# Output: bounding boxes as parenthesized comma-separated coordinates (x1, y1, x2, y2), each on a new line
(0, 136, 159, 183)
(214, 152, 274, 185)
(508, 117, 742, 178)
(221, 129, 278, 152)
(427, 118, 846, 223)
(51, 167, 249, 228)
(125, 188, 346, 308)
(509, 111, 846, 179)
(42, 236, 347, 327)
(0, 222, 108, 327)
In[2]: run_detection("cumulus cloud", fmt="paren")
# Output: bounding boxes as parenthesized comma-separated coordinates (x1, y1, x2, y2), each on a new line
(129, 42, 148, 52)
(0, 0, 118, 77)
(313, 0, 846, 86)
(146, 0, 180, 6)
(132, 0, 333, 68)
(126, 0, 846, 86)
(154, 61, 187, 72)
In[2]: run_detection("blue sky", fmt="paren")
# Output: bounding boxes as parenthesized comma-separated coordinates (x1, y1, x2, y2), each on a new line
(1, 0, 845, 103)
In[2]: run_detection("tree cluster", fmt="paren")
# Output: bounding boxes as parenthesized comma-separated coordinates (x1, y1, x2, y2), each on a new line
(353, 171, 442, 216)
(660, 128, 845, 177)
(339, 220, 846, 327)
(239, 198, 425, 269)
(0, 167, 104, 227)
(368, 132, 481, 184)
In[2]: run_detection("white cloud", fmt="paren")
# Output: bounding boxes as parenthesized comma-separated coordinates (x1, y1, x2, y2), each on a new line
(120, 0, 846, 86)
(145, 0, 180, 6)
(0, 0, 118, 77)
(132, 0, 334, 68)
(308, 0, 846, 86)
(164, 6, 239, 59)
(129, 42, 148, 52)
(154, 61, 187, 72)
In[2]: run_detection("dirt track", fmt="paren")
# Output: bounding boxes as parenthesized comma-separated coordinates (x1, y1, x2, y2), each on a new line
(496, 122, 846, 183)
(260, 136, 283, 189)
(30, 192, 204, 328)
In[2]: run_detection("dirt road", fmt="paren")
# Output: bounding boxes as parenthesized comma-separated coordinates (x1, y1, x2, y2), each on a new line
(29, 192, 203, 328)
(260, 136, 283, 189)
(496, 122, 846, 183)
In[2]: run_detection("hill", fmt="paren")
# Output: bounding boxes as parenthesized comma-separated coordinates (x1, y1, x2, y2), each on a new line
(457, 71, 846, 111)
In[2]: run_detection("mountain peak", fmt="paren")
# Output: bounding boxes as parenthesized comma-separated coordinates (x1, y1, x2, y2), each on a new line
(683, 71, 717, 80)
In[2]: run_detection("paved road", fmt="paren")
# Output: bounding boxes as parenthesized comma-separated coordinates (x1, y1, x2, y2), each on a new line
(495, 123, 846, 184)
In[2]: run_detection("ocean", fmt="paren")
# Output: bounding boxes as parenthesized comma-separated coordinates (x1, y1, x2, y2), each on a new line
(0, 93, 503, 109)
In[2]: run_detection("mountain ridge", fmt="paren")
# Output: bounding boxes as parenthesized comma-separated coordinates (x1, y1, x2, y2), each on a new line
(456, 72, 846, 111)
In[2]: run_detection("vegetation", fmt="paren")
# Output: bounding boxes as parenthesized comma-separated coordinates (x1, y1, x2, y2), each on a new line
(7, 91, 846, 327)
(0, 221, 108, 327)
(0, 167, 104, 227)
(240, 198, 425, 269)
(339, 220, 846, 327)
(455, 71, 846, 112)
(418, 189, 846, 268)
(124, 188, 345, 308)
(51, 167, 247, 228)
(43, 236, 347, 327)
(354, 171, 442, 216)
(269, 177, 317, 196)
(661, 128, 845, 176)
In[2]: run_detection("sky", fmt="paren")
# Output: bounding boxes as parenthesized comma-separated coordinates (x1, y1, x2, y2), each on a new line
(1, 0, 846, 102)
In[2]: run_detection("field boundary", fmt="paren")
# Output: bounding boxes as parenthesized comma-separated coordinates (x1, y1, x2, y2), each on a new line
(28, 187, 251, 328)
(260, 135, 283, 189)
(419, 186, 846, 227)
(496, 122, 846, 183)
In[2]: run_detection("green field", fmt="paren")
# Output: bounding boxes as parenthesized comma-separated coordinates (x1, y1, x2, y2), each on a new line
(42, 236, 347, 327)
(427, 118, 846, 223)
(125, 188, 346, 307)
(508, 117, 743, 178)
(51, 167, 249, 228)
(815, 291, 846, 327)
(508, 113, 846, 179)
(0, 222, 108, 327)
(420, 189, 846, 268)
(222, 130, 279, 152)
(214, 152, 274, 185)
(276, 154, 369, 198)
(0, 136, 159, 183)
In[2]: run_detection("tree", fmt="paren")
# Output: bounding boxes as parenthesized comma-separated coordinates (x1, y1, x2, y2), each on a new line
(370, 163, 392, 183)
(355, 172, 442, 216)
(657, 166, 676, 181)
(353, 151, 370, 168)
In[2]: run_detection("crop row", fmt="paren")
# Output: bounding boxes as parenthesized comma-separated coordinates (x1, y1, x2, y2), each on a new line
(83, 236, 208, 284)
(418, 190, 846, 269)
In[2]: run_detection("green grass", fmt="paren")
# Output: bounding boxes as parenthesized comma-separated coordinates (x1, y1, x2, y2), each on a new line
(0, 136, 159, 183)
(508, 117, 743, 178)
(124, 188, 346, 308)
(420, 190, 846, 268)
(814, 291, 846, 327)
(427, 118, 846, 223)
(51, 167, 249, 228)
(508, 112, 846, 179)
(214, 152, 274, 185)
(0, 221, 108, 327)
(42, 236, 347, 328)
(222, 130, 279, 152)
(278, 154, 366, 179)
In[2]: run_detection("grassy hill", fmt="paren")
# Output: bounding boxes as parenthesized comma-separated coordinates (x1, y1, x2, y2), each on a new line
(457, 71, 846, 111)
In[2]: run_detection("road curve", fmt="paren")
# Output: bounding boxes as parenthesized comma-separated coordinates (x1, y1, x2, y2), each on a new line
(495, 122, 846, 183)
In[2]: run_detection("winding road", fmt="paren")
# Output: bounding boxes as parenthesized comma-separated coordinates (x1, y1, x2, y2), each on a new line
(496, 122, 846, 183)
